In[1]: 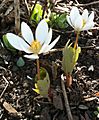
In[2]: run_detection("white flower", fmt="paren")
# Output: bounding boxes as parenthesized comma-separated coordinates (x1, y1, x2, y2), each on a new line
(7, 19, 60, 59)
(67, 6, 94, 32)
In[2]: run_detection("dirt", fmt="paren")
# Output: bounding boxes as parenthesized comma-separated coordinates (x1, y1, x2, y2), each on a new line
(0, 0, 99, 120)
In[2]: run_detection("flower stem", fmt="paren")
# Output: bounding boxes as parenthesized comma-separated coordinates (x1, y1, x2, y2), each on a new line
(36, 59, 40, 80)
(74, 32, 79, 49)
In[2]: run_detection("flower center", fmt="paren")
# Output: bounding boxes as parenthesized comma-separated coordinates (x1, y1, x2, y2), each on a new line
(29, 40, 42, 54)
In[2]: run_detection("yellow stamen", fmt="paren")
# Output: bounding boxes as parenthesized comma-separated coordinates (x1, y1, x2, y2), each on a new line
(82, 19, 86, 27)
(29, 40, 42, 54)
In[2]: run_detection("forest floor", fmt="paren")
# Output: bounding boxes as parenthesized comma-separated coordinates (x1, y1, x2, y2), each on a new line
(0, 0, 99, 120)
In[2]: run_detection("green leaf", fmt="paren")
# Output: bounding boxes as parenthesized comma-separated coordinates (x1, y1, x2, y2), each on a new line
(16, 57, 25, 67)
(30, 4, 43, 23)
(49, 12, 68, 29)
(97, 106, 99, 112)
(56, 13, 68, 29)
(94, 111, 99, 116)
(33, 67, 50, 98)
(62, 40, 81, 74)
(2, 35, 16, 52)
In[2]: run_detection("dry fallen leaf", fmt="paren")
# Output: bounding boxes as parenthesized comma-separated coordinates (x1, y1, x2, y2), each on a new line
(53, 90, 63, 110)
(84, 97, 97, 101)
(3, 101, 22, 116)
(3, 101, 18, 114)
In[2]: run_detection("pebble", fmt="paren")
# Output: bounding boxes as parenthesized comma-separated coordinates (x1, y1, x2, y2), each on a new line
(23, 82, 28, 88)
(9, 81, 14, 85)
(78, 104, 88, 110)
(88, 65, 94, 71)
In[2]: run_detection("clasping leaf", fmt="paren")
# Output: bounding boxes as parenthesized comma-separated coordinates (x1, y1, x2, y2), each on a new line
(33, 67, 50, 98)
(62, 40, 81, 75)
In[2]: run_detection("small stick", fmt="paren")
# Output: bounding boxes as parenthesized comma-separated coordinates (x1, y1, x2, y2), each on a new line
(25, 0, 30, 15)
(14, 0, 20, 34)
(75, 1, 99, 7)
(0, 76, 9, 98)
(61, 74, 73, 120)
(74, 0, 79, 4)
(42, 0, 48, 19)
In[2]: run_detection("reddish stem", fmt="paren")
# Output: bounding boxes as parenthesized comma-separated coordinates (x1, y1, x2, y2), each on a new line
(66, 73, 72, 87)
(74, 33, 79, 49)
(36, 59, 40, 80)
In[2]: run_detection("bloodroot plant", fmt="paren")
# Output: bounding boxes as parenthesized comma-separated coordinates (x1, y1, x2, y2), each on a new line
(6, 19, 60, 98)
(5, 6, 95, 98)
(62, 7, 94, 87)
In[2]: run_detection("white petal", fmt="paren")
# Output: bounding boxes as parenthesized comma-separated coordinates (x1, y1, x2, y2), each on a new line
(39, 44, 48, 54)
(82, 22, 94, 30)
(88, 11, 94, 23)
(67, 16, 73, 27)
(70, 7, 80, 25)
(20, 43, 33, 54)
(44, 28, 52, 45)
(82, 9, 88, 22)
(24, 54, 39, 59)
(44, 35, 60, 53)
(74, 15, 83, 31)
(7, 33, 31, 53)
(21, 22, 34, 44)
(35, 19, 48, 45)
(82, 11, 94, 30)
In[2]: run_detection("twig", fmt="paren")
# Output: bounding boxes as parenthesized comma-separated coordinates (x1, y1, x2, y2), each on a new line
(52, 61, 58, 80)
(61, 74, 73, 120)
(34, 95, 52, 104)
(14, 0, 20, 34)
(25, 0, 30, 15)
(0, 0, 13, 13)
(53, 28, 74, 34)
(42, 0, 48, 19)
(81, 45, 96, 49)
(0, 76, 9, 98)
(74, 1, 99, 7)
(43, 48, 63, 55)
(74, 0, 79, 5)
(53, 111, 60, 120)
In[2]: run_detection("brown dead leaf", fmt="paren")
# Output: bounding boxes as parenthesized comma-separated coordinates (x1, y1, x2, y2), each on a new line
(3, 101, 18, 114)
(85, 112, 91, 120)
(40, 107, 51, 120)
(84, 97, 97, 101)
(53, 90, 63, 110)
(3, 101, 22, 116)
(80, 114, 86, 120)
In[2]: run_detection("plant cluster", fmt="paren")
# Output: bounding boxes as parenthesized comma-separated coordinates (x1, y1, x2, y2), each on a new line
(3, 5, 94, 99)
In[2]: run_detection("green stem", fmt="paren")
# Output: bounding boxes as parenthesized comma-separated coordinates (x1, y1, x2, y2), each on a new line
(36, 59, 40, 80)
(74, 32, 79, 49)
